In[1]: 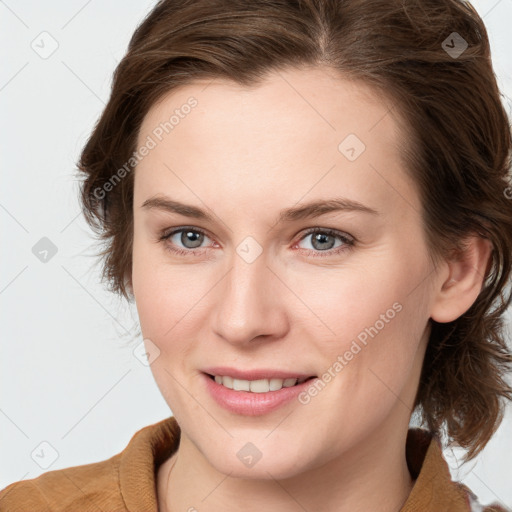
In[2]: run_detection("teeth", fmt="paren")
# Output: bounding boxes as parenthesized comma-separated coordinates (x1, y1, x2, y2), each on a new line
(212, 375, 309, 393)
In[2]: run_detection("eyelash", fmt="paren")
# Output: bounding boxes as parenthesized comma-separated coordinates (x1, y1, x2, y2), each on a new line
(158, 226, 355, 259)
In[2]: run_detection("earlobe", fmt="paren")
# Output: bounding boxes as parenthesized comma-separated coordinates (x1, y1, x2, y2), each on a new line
(430, 236, 493, 324)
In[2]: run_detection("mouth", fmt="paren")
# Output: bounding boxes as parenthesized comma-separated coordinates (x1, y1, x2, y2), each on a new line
(204, 373, 317, 393)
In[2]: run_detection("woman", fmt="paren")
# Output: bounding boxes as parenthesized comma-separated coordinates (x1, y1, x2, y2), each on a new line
(1, 0, 511, 510)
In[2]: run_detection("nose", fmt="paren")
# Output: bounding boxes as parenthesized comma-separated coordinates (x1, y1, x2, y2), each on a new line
(212, 250, 290, 346)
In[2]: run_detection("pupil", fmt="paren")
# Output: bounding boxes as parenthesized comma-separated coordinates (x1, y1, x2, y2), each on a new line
(182, 231, 203, 248)
(313, 233, 334, 250)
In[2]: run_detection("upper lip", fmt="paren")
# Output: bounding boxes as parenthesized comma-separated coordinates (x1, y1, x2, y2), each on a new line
(202, 366, 316, 381)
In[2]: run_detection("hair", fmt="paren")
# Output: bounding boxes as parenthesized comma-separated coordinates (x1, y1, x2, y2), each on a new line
(77, 0, 512, 460)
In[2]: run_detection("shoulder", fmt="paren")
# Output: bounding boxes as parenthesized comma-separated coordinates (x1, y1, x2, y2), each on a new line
(0, 416, 180, 511)
(0, 452, 124, 511)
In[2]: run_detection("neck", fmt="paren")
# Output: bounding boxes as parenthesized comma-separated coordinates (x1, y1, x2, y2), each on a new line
(157, 421, 414, 512)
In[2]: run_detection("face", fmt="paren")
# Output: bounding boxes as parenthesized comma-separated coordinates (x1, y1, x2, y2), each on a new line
(131, 66, 437, 479)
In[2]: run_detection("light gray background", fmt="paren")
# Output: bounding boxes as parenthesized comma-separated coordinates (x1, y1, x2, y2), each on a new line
(1, 0, 511, 507)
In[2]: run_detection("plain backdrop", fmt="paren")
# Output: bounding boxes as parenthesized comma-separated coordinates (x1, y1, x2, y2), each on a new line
(1, 0, 511, 507)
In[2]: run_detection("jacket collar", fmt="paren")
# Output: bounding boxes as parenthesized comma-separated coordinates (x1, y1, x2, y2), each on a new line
(400, 428, 472, 511)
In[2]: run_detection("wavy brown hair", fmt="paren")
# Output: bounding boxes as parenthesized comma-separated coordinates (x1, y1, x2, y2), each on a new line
(76, 0, 512, 460)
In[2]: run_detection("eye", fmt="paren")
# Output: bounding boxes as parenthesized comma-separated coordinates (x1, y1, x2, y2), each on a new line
(295, 228, 354, 258)
(159, 227, 214, 256)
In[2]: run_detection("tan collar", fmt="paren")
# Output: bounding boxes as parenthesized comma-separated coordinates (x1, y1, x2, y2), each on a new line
(400, 428, 472, 511)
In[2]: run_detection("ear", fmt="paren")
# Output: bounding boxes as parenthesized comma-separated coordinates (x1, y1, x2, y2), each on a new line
(430, 235, 493, 323)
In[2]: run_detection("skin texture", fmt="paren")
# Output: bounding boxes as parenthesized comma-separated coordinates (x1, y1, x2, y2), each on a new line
(129, 66, 492, 512)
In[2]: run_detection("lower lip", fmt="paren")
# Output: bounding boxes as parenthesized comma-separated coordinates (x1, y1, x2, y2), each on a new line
(202, 373, 317, 416)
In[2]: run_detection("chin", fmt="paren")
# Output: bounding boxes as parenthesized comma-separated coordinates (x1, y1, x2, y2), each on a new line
(203, 446, 309, 481)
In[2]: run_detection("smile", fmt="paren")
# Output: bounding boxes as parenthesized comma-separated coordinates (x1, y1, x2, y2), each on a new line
(208, 374, 314, 393)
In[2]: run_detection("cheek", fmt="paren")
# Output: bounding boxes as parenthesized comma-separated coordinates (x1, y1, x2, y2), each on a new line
(288, 257, 408, 346)
(132, 235, 179, 339)
(299, 249, 430, 386)
(131, 237, 215, 347)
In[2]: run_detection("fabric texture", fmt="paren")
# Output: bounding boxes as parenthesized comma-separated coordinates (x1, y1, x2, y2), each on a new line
(0, 416, 507, 511)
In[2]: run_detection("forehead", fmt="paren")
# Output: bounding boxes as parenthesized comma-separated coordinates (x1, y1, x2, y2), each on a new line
(134, 66, 419, 217)
(139, 66, 397, 145)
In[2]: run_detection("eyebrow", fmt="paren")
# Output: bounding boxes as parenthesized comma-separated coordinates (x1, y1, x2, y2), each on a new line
(141, 195, 379, 224)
